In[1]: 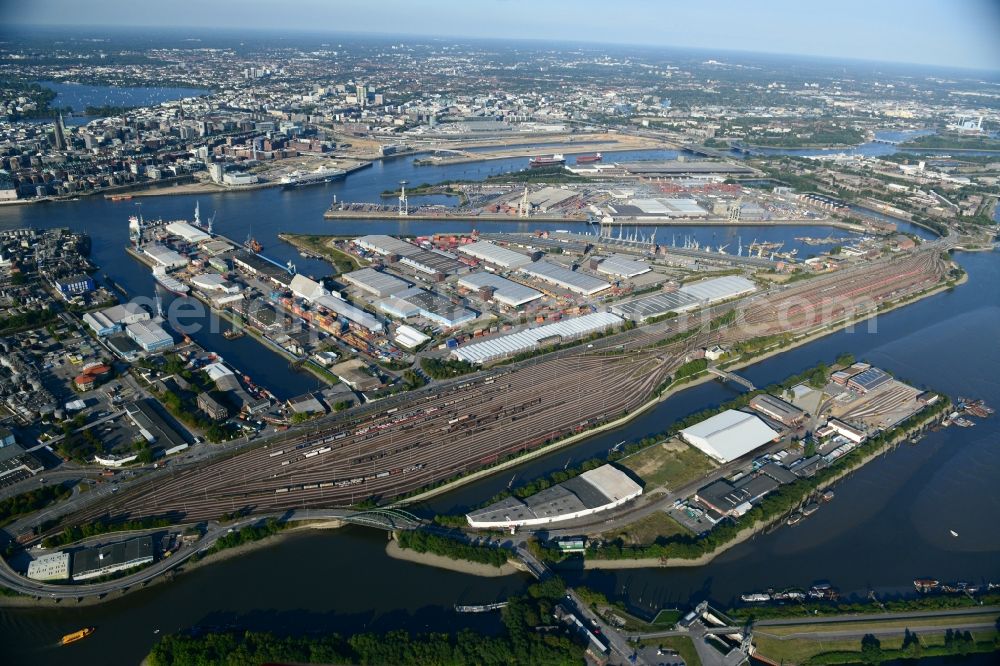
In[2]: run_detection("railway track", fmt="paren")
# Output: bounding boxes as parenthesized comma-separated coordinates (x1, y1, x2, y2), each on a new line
(57, 248, 948, 529)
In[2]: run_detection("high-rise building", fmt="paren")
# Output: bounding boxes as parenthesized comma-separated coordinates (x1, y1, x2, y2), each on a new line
(356, 83, 367, 108)
(52, 114, 66, 151)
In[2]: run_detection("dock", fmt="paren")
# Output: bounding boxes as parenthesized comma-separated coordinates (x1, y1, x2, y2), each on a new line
(454, 601, 509, 613)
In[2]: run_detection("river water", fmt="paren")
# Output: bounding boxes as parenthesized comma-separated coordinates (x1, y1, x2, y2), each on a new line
(0, 150, 997, 663)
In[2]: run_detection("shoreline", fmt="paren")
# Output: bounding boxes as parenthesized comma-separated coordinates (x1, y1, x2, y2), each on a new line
(0, 255, 964, 599)
(384, 539, 527, 578)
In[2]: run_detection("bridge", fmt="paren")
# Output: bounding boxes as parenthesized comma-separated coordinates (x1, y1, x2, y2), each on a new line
(871, 138, 901, 145)
(680, 143, 732, 159)
(339, 508, 424, 531)
(707, 367, 756, 390)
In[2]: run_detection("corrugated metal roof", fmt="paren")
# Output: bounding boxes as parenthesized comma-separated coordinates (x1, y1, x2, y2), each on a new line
(596, 255, 651, 278)
(521, 260, 610, 295)
(679, 275, 756, 303)
(458, 241, 532, 268)
(453, 312, 621, 364)
(680, 409, 778, 463)
(458, 272, 542, 307)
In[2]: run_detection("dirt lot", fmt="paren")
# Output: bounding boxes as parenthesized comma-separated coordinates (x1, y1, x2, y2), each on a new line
(621, 439, 717, 490)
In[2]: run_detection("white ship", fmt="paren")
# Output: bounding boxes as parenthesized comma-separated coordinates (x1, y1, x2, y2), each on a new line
(152, 266, 189, 296)
(280, 165, 347, 188)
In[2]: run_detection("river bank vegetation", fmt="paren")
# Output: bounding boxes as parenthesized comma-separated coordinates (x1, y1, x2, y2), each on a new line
(146, 577, 584, 665)
(395, 530, 510, 568)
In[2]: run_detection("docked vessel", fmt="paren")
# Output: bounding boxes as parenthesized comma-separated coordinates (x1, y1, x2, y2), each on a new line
(913, 578, 940, 592)
(786, 512, 802, 526)
(575, 152, 602, 164)
(223, 328, 245, 340)
(528, 154, 565, 168)
(152, 266, 190, 296)
(280, 166, 346, 188)
(740, 593, 771, 603)
(61, 628, 94, 645)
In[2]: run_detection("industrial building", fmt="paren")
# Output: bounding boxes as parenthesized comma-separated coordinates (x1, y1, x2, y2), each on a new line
(522, 186, 580, 212)
(125, 399, 190, 455)
(233, 250, 294, 287)
(142, 244, 189, 270)
(393, 324, 430, 349)
(354, 234, 466, 276)
(680, 409, 780, 463)
(71, 535, 154, 581)
(342, 267, 410, 297)
(26, 551, 70, 581)
(458, 272, 543, 308)
(520, 260, 610, 296)
(0, 444, 44, 485)
(165, 221, 211, 244)
(191, 273, 240, 294)
(452, 312, 622, 365)
(457, 241, 532, 269)
(611, 289, 700, 321)
(607, 197, 709, 220)
(679, 275, 757, 304)
(593, 255, 651, 278)
(749, 394, 806, 426)
(466, 464, 642, 528)
(379, 286, 476, 328)
(197, 392, 229, 420)
(125, 320, 174, 352)
(847, 367, 893, 394)
(617, 161, 755, 178)
(83, 302, 151, 337)
(290, 274, 384, 333)
(695, 474, 780, 517)
(54, 273, 95, 296)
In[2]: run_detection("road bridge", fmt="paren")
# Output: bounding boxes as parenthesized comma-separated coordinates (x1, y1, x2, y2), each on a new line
(707, 366, 756, 390)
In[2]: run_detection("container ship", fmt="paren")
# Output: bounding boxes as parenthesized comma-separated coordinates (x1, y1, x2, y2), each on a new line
(528, 154, 565, 169)
(152, 266, 190, 296)
(61, 627, 95, 645)
(575, 153, 602, 164)
(280, 166, 347, 188)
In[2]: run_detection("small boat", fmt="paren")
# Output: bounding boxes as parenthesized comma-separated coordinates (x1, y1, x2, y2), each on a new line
(786, 513, 803, 526)
(223, 328, 245, 340)
(913, 578, 940, 592)
(61, 628, 95, 645)
(821, 490, 835, 502)
(110, 194, 133, 201)
(802, 502, 820, 516)
(950, 530, 959, 537)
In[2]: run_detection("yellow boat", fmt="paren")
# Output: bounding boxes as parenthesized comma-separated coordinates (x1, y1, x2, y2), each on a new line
(61, 627, 95, 645)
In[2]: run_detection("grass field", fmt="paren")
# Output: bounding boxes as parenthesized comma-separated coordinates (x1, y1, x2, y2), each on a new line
(652, 636, 702, 666)
(621, 439, 717, 489)
(760, 611, 1000, 638)
(754, 627, 999, 665)
(600, 510, 690, 545)
(279, 233, 368, 274)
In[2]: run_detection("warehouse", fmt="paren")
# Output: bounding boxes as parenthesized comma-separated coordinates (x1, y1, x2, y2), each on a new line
(452, 312, 622, 364)
(610, 290, 699, 321)
(165, 221, 211, 244)
(847, 367, 892, 394)
(394, 324, 430, 350)
(525, 186, 580, 212)
(749, 394, 805, 426)
(695, 474, 780, 517)
(594, 255, 651, 278)
(83, 302, 150, 336)
(125, 399, 189, 454)
(233, 250, 294, 287)
(71, 535, 154, 581)
(354, 234, 465, 276)
(680, 409, 779, 463)
(142, 244, 189, 270)
(679, 275, 756, 304)
(125, 320, 174, 352)
(290, 274, 383, 333)
(458, 272, 543, 308)
(458, 241, 532, 269)
(388, 287, 477, 328)
(520, 260, 610, 296)
(26, 551, 70, 582)
(342, 267, 410, 297)
(609, 197, 709, 219)
(191, 273, 240, 294)
(466, 464, 643, 528)
(618, 161, 755, 178)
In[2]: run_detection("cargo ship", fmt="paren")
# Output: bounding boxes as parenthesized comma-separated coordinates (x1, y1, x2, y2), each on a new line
(280, 166, 347, 188)
(152, 266, 190, 296)
(61, 627, 94, 645)
(575, 153, 602, 164)
(528, 154, 565, 168)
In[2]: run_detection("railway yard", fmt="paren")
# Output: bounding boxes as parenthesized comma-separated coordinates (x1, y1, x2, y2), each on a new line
(54, 244, 952, 529)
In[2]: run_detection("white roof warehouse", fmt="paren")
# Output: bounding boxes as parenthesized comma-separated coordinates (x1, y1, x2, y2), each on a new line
(680, 409, 780, 463)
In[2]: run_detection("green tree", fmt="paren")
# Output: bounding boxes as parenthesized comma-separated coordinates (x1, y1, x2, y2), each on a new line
(860, 633, 883, 664)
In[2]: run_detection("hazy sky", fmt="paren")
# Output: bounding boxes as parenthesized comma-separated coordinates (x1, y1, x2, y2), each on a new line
(5, 0, 1000, 71)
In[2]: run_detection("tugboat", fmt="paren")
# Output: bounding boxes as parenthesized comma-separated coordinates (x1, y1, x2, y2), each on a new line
(61, 627, 95, 645)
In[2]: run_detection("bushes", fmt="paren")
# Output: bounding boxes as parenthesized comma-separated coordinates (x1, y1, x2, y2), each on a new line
(674, 358, 707, 380)
(0, 485, 71, 528)
(395, 530, 509, 567)
(43, 516, 173, 548)
(420, 357, 477, 379)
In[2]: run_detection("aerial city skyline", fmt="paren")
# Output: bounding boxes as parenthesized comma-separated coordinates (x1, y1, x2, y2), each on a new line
(0, 2, 997, 665)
